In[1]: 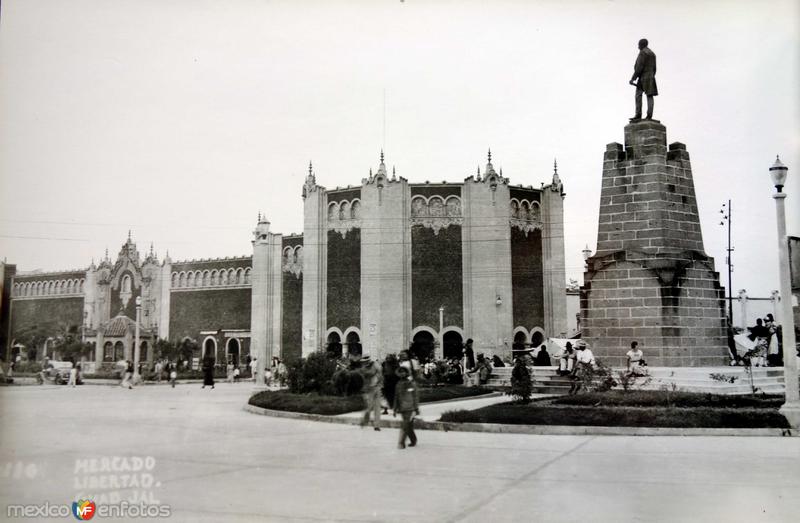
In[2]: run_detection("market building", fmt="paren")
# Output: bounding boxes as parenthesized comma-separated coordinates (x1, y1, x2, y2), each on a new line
(1, 151, 568, 374)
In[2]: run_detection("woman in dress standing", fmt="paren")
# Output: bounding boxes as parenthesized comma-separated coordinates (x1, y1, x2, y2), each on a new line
(201, 355, 215, 389)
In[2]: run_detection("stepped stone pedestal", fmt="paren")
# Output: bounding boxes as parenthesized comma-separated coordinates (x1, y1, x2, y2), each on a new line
(581, 120, 729, 367)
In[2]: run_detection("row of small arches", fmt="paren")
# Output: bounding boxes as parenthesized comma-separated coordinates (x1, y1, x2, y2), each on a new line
(510, 199, 542, 221)
(13, 279, 85, 297)
(328, 199, 361, 221)
(171, 268, 251, 288)
(411, 195, 462, 218)
(282, 246, 303, 264)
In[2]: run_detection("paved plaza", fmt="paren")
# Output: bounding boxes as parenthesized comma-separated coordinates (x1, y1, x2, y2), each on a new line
(1, 384, 799, 522)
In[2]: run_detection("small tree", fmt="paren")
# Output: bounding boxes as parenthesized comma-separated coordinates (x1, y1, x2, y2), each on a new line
(287, 350, 338, 395)
(154, 338, 179, 361)
(508, 359, 533, 403)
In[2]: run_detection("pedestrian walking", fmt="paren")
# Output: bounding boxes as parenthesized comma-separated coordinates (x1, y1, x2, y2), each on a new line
(201, 356, 215, 389)
(276, 358, 287, 387)
(381, 354, 399, 415)
(250, 357, 257, 382)
(227, 362, 235, 384)
(154, 360, 163, 383)
(393, 366, 419, 449)
(168, 362, 177, 388)
(67, 362, 78, 387)
(120, 360, 134, 389)
(360, 355, 383, 431)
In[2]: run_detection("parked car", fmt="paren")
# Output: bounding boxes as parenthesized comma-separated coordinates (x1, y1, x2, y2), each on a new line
(38, 361, 74, 384)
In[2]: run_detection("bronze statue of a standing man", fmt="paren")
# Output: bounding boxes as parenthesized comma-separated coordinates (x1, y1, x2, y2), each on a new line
(629, 38, 657, 120)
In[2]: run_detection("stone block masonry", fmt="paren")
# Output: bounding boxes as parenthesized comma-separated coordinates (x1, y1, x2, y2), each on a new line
(582, 120, 729, 367)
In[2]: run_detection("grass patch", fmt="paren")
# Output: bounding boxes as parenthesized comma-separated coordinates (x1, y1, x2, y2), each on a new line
(439, 403, 789, 429)
(551, 390, 784, 409)
(249, 386, 492, 415)
(249, 391, 365, 415)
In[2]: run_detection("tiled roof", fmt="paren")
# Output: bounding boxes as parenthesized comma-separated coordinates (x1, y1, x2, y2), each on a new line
(104, 314, 140, 337)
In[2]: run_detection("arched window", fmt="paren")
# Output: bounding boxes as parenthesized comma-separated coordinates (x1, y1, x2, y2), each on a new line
(244, 268, 252, 284)
(346, 331, 362, 358)
(326, 332, 342, 358)
(350, 200, 361, 219)
(445, 196, 461, 217)
(328, 202, 339, 221)
(411, 197, 427, 217)
(103, 342, 114, 362)
(121, 275, 131, 294)
(211, 270, 218, 286)
(179, 272, 186, 287)
(202, 337, 217, 361)
(114, 341, 125, 361)
(220, 270, 228, 285)
(236, 268, 244, 284)
(429, 197, 445, 217)
(172, 273, 178, 287)
(187, 272, 195, 287)
(530, 202, 541, 222)
(339, 201, 349, 220)
(443, 330, 464, 360)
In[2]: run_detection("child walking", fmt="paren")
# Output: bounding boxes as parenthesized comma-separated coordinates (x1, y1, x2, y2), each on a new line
(393, 366, 420, 449)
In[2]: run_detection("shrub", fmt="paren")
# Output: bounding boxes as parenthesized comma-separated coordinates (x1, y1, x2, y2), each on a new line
(333, 369, 365, 396)
(508, 361, 532, 403)
(553, 390, 784, 409)
(10, 361, 42, 374)
(249, 390, 364, 415)
(439, 403, 790, 428)
(287, 351, 338, 395)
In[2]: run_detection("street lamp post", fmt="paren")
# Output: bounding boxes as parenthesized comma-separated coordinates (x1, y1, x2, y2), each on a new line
(134, 296, 142, 384)
(720, 201, 734, 324)
(438, 306, 444, 360)
(770, 156, 800, 427)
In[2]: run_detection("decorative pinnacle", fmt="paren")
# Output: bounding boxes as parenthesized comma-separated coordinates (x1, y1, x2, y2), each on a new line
(488, 148, 492, 163)
(128, 230, 131, 241)
(392, 166, 396, 175)
(380, 149, 385, 163)
(104, 248, 109, 260)
(258, 211, 261, 222)
(308, 161, 313, 176)
(554, 158, 558, 175)
(150, 242, 154, 255)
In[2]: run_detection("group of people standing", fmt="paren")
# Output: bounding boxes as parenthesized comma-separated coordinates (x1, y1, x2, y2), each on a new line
(744, 314, 784, 367)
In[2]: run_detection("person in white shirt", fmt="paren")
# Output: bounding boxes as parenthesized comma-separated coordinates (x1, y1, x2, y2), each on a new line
(250, 357, 257, 382)
(626, 341, 646, 376)
(569, 341, 595, 394)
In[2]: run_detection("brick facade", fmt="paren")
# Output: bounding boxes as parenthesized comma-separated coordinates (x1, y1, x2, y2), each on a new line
(582, 120, 728, 366)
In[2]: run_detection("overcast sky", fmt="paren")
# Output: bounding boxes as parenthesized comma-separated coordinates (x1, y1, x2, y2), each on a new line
(1, 0, 798, 299)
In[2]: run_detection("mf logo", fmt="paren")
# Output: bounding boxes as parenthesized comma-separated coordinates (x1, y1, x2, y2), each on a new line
(72, 500, 96, 520)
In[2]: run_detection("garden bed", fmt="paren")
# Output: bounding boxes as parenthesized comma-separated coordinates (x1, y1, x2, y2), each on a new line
(551, 390, 784, 409)
(439, 391, 790, 429)
(249, 386, 492, 416)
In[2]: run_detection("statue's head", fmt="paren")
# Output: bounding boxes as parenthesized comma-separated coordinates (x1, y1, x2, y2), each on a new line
(638, 38, 648, 49)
